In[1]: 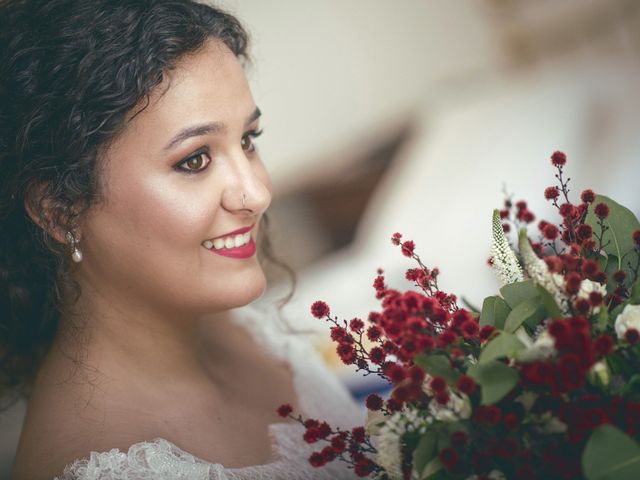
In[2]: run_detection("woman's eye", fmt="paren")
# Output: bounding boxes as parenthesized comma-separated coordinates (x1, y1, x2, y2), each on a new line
(241, 129, 263, 153)
(176, 151, 211, 173)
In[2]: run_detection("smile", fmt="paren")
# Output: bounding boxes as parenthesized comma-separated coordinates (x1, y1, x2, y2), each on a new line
(203, 232, 251, 250)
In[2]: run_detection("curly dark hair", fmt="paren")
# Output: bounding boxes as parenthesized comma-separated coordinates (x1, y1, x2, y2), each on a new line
(0, 0, 297, 411)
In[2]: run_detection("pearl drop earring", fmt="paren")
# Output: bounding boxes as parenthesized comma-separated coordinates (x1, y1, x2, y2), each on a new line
(65, 230, 83, 263)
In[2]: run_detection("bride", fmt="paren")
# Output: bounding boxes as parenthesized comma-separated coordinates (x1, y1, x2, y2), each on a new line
(2, 0, 364, 478)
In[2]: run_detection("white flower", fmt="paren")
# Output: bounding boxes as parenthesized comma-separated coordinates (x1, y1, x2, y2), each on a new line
(516, 329, 557, 362)
(614, 304, 640, 340)
(428, 391, 472, 422)
(491, 210, 524, 285)
(518, 229, 569, 313)
(365, 408, 387, 436)
(578, 279, 608, 314)
(374, 407, 431, 480)
(588, 360, 610, 387)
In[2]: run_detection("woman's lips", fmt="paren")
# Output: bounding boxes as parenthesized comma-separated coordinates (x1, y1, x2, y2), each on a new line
(206, 237, 256, 259)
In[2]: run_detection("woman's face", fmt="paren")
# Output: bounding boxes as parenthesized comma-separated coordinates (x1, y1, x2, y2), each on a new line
(79, 40, 272, 316)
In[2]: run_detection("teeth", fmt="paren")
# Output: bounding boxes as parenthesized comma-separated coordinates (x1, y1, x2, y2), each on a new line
(205, 231, 251, 250)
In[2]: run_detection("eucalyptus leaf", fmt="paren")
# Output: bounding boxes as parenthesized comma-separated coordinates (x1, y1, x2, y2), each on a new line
(479, 332, 526, 364)
(414, 354, 461, 384)
(480, 297, 496, 328)
(595, 305, 609, 332)
(504, 297, 546, 333)
(631, 279, 640, 305)
(584, 195, 640, 270)
(583, 424, 640, 480)
(467, 361, 519, 405)
(413, 431, 437, 479)
(500, 280, 539, 309)
(536, 285, 562, 319)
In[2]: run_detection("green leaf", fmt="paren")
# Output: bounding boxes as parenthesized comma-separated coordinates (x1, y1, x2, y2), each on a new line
(585, 195, 640, 270)
(631, 279, 640, 305)
(595, 304, 609, 333)
(481, 296, 512, 330)
(500, 280, 539, 309)
(504, 297, 546, 333)
(583, 424, 640, 480)
(467, 361, 519, 405)
(536, 285, 562, 319)
(414, 354, 461, 384)
(413, 431, 437, 479)
(479, 332, 526, 364)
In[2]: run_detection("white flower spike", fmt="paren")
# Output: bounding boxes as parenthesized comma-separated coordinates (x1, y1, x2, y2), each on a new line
(490, 209, 524, 285)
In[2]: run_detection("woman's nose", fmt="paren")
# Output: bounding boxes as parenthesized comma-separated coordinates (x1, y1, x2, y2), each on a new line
(221, 155, 271, 215)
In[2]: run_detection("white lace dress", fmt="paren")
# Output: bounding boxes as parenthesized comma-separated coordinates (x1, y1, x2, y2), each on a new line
(52, 304, 366, 479)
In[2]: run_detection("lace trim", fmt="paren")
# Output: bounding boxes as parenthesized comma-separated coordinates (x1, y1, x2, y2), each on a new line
(55, 303, 365, 479)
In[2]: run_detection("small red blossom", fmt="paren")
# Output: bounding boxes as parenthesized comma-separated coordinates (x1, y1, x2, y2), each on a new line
(545, 186, 560, 200)
(559, 203, 576, 218)
(351, 426, 366, 443)
(504, 412, 520, 430)
(576, 223, 593, 241)
(613, 270, 627, 284)
(480, 325, 496, 342)
(366, 325, 382, 341)
(594, 203, 610, 219)
(277, 404, 293, 417)
(551, 150, 567, 166)
(349, 318, 365, 333)
(450, 431, 469, 448)
(391, 232, 402, 245)
(438, 447, 460, 469)
(460, 319, 479, 339)
(435, 391, 450, 405)
(354, 459, 375, 477)
(309, 451, 326, 467)
(633, 229, 640, 247)
(625, 329, 640, 345)
(365, 393, 384, 411)
(565, 272, 582, 296)
(544, 224, 559, 240)
(311, 300, 330, 318)
(368, 346, 386, 365)
(594, 335, 614, 356)
(430, 376, 447, 393)
(456, 375, 477, 395)
(581, 189, 596, 203)
(401, 240, 415, 257)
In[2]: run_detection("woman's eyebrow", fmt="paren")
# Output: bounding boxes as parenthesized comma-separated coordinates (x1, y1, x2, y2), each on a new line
(163, 106, 261, 151)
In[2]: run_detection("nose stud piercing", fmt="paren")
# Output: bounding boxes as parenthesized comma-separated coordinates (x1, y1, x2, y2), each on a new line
(65, 230, 83, 263)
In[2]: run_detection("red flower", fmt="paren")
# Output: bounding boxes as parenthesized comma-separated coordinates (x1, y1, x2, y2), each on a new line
(551, 151, 567, 167)
(576, 224, 593, 240)
(430, 376, 447, 393)
(565, 272, 582, 296)
(366, 325, 382, 341)
(456, 375, 477, 394)
(351, 426, 366, 443)
(625, 329, 640, 345)
(365, 393, 384, 411)
(559, 203, 575, 218)
(589, 291, 603, 306)
(633, 229, 640, 247)
(354, 459, 375, 477)
(311, 300, 330, 318)
(613, 270, 627, 284)
(581, 259, 599, 277)
(594, 335, 614, 356)
(304, 428, 321, 443)
(545, 186, 560, 200)
(574, 298, 590, 314)
(336, 343, 356, 365)
(594, 203, 610, 219)
(309, 451, 326, 467)
(544, 224, 559, 240)
(435, 391, 450, 405)
(460, 319, 479, 340)
(438, 447, 459, 469)
(581, 189, 596, 203)
(408, 364, 426, 383)
(349, 318, 364, 333)
(401, 240, 415, 257)
(368, 346, 386, 365)
(480, 325, 496, 342)
(277, 404, 293, 417)
(386, 363, 406, 384)
(391, 232, 402, 245)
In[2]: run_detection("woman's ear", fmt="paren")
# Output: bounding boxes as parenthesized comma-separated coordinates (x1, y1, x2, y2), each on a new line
(23, 182, 77, 245)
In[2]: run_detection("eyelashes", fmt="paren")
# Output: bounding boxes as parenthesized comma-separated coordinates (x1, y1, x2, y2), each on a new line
(174, 128, 264, 174)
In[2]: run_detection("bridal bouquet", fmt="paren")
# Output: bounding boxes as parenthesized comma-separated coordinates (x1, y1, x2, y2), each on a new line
(277, 151, 640, 480)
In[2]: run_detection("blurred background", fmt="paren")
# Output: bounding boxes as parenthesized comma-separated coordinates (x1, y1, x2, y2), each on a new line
(1, 0, 639, 476)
